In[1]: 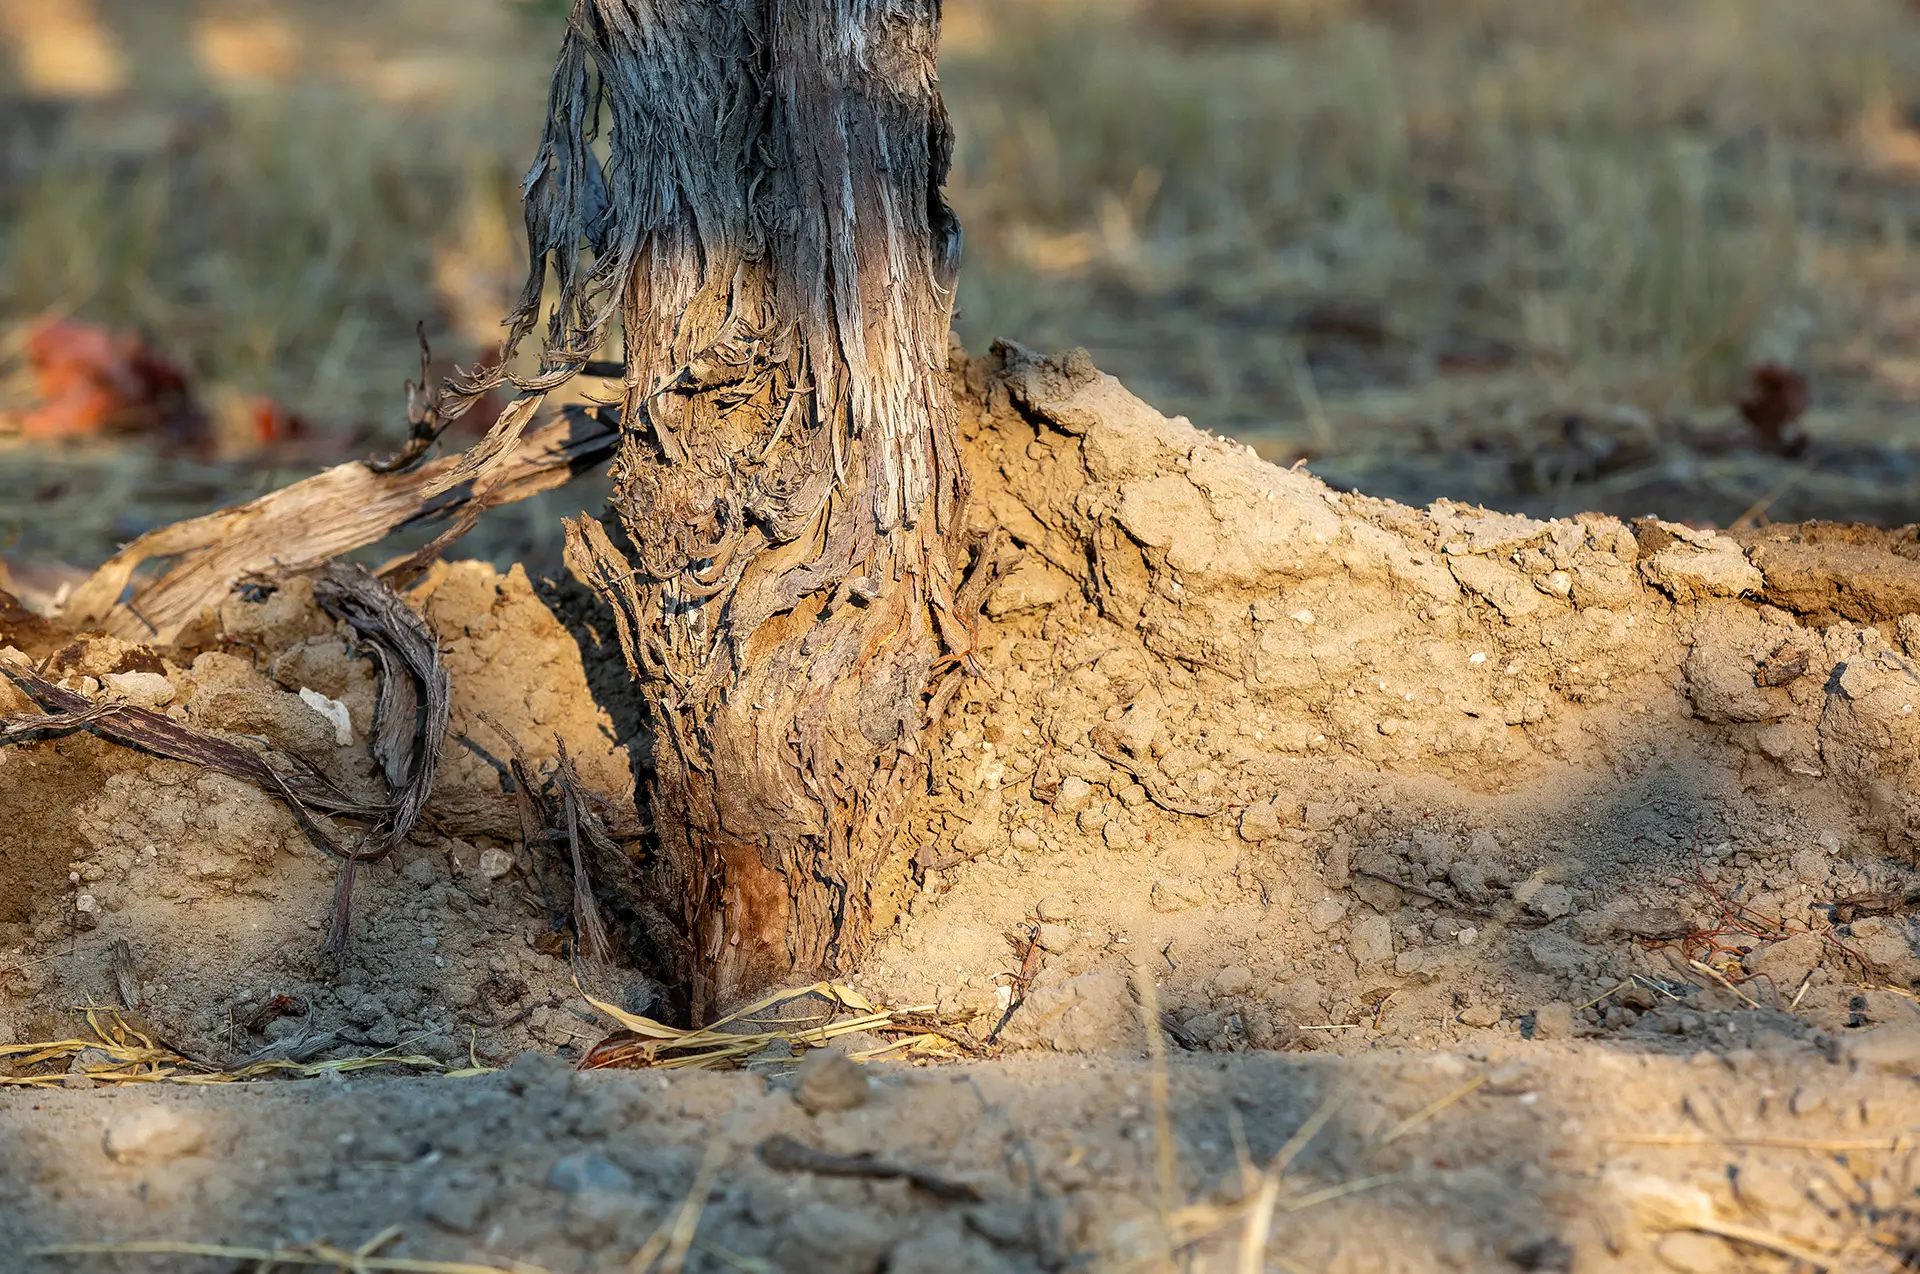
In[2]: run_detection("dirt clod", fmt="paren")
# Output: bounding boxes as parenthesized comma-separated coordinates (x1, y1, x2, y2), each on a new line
(795, 1048, 871, 1114)
(102, 1105, 204, 1165)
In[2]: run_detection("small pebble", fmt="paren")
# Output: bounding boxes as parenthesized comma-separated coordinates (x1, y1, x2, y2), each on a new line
(1034, 923, 1074, 954)
(103, 1106, 205, 1165)
(794, 1048, 870, 1115)
(1211, 965, 1254, 997)
(1531, 1002, 1575, 1040)
(1458, 1004, 1500, 1028)
(478, 847, 515, 881)
(547, 1152, 634, 1196)
(1035, 895, 1074, 923)
(1053, 777, 1095, 815)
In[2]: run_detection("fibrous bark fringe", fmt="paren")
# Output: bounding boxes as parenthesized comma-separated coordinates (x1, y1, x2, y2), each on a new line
(447, 0, 976, 1013)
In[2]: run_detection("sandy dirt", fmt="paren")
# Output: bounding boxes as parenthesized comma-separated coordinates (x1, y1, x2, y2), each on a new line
(4, 348, 1920, 1272)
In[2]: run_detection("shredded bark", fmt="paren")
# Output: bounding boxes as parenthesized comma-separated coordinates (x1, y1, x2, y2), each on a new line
(434, 0, 974, 1011)
(3, 566, 454, 953)
(477, 712, 641, 965)
(311, 564, 453, 951)
(0, 656, 376, 847)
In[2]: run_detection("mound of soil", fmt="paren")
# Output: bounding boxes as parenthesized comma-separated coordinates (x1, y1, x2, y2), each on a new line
(3, 346, 1919, 1271)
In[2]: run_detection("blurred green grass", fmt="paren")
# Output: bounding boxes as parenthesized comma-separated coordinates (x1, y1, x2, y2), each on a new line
(4, 0, 1920, 472)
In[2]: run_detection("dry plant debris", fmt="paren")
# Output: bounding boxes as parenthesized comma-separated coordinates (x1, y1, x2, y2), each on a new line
(0, 1006, 481, 1088)
(29, 1229, 548, 1274)
(577, 982, 961, 1071)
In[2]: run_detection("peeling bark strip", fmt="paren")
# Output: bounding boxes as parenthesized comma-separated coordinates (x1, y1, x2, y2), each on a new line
(468, 0, 971, 1012)
(68, 405, 619, 646)
(3, 566, 450, 953)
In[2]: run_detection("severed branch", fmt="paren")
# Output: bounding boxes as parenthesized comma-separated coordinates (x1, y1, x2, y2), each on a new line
(60, 402, 620, 646)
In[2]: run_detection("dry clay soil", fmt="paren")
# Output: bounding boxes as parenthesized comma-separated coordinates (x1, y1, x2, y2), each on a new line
(4, 347, 1920, 1273)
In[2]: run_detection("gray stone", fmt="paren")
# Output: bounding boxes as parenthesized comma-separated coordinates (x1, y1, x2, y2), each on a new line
(1527, 931, 1591, 977)
(548, 1151, 635, 1196)
(1569, 911, 1620, 943)
(1352, 874, 1402, 913)
(504, 1048, 575, 1099)
(1448, 860, 1499, 904)
(103, 1106, 205, 1165)
(783, 1199, 895, 1274)
(565, 1188, 644, 1246)
(1516, 881, 1574, 920)
(419, 1177, 492, 1235)
(794, 1048, 870, 1114)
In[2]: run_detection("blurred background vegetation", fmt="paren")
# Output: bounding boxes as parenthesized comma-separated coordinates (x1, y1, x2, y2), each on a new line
(6, 0, 1920, 571)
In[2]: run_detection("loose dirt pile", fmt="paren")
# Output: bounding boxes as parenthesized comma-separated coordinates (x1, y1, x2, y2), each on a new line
(3, 347, 1920, 1272)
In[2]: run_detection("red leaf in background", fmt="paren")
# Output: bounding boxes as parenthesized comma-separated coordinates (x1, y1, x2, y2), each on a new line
(1737, 361, 1809, 457)
(245, 396, 310, 446)
(19, 317, 206, 445)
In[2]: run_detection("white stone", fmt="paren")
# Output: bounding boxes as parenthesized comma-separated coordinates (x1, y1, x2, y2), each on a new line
(104, 1106, 205, 1165)
(298, 688, 354, 746)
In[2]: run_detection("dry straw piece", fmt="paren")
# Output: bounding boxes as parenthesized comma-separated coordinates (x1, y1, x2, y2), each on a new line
(577, 981, 958, 1071)
(29, 1225, 549, 1273)
(0, 1006, 487, 1088)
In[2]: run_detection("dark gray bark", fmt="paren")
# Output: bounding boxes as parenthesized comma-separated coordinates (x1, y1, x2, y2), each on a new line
(446, 0, 974, 1015)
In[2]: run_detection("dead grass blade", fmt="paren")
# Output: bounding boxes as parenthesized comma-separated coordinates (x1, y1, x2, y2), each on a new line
(26, 1238, 547, 1273)
(0, 1006, 488, 1088)
(577, 982, 947, 1071)
(60, 403, 616, 645)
